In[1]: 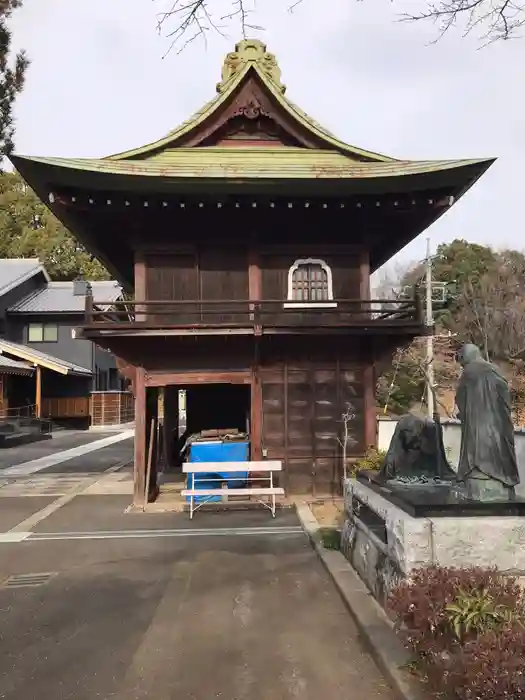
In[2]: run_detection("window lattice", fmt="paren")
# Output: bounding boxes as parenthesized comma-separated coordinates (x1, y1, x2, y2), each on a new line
(291, 262, 330, 302)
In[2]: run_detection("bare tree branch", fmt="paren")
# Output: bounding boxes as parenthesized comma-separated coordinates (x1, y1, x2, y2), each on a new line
(154, 0, 524, 51)
(155, 0, 264, 56)
(400, 0, 525, 44)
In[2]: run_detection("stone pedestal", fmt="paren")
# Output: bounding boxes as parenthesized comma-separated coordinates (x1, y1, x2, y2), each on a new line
(341, 478, 525, 605)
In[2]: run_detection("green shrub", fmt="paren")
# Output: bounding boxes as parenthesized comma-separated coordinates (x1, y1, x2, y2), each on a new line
(319, 527, 341, 550)
(445, 587, 515, 642)
(350, 446, 386, 476)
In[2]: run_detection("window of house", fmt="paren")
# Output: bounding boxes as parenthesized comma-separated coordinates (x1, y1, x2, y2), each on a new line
(96, 369, 108, 391)
(28, 323, 58, 342)
(284, 258, 337, 308)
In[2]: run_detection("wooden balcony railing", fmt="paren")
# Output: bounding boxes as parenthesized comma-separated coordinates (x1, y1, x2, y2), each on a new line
(84, 297, 424, 332)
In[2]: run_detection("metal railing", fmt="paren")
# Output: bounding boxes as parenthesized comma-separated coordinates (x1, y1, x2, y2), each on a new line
(84, 297, 424, 331)
(0, 403, 36, 419)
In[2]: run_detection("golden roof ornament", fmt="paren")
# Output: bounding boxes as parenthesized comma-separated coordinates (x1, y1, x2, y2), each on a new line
(217, 39, 286, 94)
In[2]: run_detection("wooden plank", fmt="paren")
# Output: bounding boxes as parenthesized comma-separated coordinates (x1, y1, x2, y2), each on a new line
(145, 370, 252, 387)
(258, 244, 362, 255)
(35, 366, 42, 419)
(133, 366, 147, 506)
(182, 460, 282, 473)
(182, 488, 284, 496)
(41, 397, 90, 418)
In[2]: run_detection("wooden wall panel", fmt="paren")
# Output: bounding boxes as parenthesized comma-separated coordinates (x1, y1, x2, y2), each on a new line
(287, 370, 310, 456)
(199, 249, 248, 323)
(260, 359, 366, 496)
(312, 369, 339, 455)
(145, 253, 198, 324)
(42, 397, 90, 419)
(260, 371, 285, 452)
(146, 254, 198, 300)
(260, 255, 289, 300)
(260, 252, 361, 301)
(331, 256, 361, 299)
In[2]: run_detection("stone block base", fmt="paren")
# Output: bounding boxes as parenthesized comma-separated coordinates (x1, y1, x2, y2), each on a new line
(341, 478, 525, 604)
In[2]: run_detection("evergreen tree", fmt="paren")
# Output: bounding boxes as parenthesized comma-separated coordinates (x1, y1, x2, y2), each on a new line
(0, 0, 28, 169)
(0, 172, 110, 280)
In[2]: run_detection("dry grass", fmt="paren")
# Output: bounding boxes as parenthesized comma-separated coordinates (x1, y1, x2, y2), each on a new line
(310, 499, 345, 529)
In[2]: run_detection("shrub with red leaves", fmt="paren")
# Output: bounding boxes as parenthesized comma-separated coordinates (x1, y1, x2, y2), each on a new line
(437, 624, 525, 700)
(387, 565, 525, 657)
(387, 565, 525, 699)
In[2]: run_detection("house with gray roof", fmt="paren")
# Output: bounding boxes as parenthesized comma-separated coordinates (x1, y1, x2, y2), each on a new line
(0, 259, 132, 430)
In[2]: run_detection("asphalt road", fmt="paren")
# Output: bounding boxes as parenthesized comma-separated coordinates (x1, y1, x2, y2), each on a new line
(0, 435, 394, 700)
(0, 431, 119, 470)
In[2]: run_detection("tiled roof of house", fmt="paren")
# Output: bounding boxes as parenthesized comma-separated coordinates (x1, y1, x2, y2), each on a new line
(0, 259, 50, 296)
(0, 354, 34, 375)
(0, 339, 91, 376)
(8, 280, 122, 313)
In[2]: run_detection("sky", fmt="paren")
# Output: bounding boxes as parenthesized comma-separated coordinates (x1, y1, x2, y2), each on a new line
(8, 0, 525, 280)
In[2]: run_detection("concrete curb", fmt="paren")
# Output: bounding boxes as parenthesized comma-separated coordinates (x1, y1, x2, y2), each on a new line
(295, 503, 426, 700)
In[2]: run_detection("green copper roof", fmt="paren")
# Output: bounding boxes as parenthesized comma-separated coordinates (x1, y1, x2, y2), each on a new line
(11, 148, 493, 181)
(106, 39, 396, 164)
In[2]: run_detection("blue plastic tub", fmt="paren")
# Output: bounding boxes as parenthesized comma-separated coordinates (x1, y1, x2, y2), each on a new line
(186, 440, 249, 503)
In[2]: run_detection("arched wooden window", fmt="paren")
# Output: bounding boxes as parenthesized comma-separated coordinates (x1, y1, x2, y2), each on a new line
(285, 258, 336, 307)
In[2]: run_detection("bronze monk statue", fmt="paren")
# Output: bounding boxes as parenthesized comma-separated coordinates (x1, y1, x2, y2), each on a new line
(455, 343, 520, 501)
(378, 412, 456, 483)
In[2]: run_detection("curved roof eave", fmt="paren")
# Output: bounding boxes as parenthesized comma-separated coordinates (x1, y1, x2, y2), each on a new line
(10, 152, 495, 185)
(105, 63, 396, 164)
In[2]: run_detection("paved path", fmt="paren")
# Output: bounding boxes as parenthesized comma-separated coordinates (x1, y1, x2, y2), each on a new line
(0, 499, 394, 700)
(1, 430, 133, 476)
(0, 430, 123, 470)
(0, 437, 394, 699)
(0, 436, 134, 501)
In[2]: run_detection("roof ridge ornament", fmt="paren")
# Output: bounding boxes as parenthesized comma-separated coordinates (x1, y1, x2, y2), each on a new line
(217, 39, 286, 94)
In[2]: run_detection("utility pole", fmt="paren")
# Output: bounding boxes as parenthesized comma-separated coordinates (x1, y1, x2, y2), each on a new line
(425, 237, 435, 418)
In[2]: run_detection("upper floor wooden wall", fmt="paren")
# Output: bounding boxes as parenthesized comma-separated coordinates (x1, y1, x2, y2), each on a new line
(138, 245, 369, 302)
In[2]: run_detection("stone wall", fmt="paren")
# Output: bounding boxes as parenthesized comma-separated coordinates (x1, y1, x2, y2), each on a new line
(341, 478, 525, 605)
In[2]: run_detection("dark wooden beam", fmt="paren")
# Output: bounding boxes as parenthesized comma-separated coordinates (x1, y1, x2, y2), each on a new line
(133, 366, 147, 506)
(145, 370, 252, 387)
(363, 362, 376, 450)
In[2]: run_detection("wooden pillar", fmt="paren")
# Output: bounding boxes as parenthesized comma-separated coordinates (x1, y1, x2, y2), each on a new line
(134, 251, 147, 323)
(359, 247, 371, 300)
(248, 247, 262, 301)
(249, 245, 263, 459)
(363, 362, 376, 450)
(133, 366, 147, 506)
(251, 362, 262, 460)
(145, 387, 159, 501)
(163, 385, 180, 470)
(359, 248, 371, 323)
(35, 365, 42, 419)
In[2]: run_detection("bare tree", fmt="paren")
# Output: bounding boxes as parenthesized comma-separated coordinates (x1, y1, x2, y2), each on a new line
(449, 263, 525, 362)
(155, 0, 263, 55)
(401, 0, 525, 44)
(338, 402, 357, 481)
(378, 336, 458, 417)
(154, 0, 522, 54)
